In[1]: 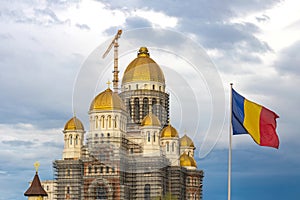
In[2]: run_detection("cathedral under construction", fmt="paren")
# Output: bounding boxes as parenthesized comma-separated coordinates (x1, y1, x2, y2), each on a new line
(39, 45, 203, 200)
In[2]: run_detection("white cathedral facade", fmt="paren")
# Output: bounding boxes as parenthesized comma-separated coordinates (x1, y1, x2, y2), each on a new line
(42, 47, 203, 200)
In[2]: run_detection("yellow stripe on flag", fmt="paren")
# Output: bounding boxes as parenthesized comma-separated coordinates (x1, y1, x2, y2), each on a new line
(243, 99, 262, 145)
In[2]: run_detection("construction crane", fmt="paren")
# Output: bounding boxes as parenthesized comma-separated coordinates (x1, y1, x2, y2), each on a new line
(102, 29, 122, 93)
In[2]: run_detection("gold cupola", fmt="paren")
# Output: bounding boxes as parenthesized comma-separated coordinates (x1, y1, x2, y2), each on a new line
(161, 124, 179, 138)
(64, 117, 84, 131)
(141, 113, 161, 127)
(90, 87, 126, 111)
(180, 134, 195, 148)
(122, 47, 165, 84)
(180, 153, 197, 168)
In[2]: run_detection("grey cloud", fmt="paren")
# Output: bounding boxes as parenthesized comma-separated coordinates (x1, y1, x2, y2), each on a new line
(105, 17, 152, 35)
(124, 17, 152, 29)
(274, 41, 300, 76)
(45, 0, 80, 8)
(42, 141, 63, 149)
(256, 14, 270, 22)
(101, 0, 276, 63)
(33, 8, 66, 25)
(193, 22, 270, 51)
(0, 33, 13, 40)
(99, 0, 281, 20)
(0, 37, 81, 128)
(0, 2, 70, 26)
(2, 140, 35, 147)
(75, 23, 91, 30)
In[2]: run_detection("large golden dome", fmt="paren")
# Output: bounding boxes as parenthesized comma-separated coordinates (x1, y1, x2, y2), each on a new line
(141, 113, 161, 127)
(180, 134, 195, 148)
(122, 47, 165, 84)
(64, 117, 84, 131)
(90, 88, 126, 111)
(161, 124, 179, 138)
(180, 153, 197, 168)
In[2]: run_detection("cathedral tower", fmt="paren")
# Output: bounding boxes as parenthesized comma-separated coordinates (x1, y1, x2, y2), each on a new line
(62, 117, 85, 160)
(140, 113, 162, 156)
(160, 124, 180, 166)
(120, 47, 169, 127)
(180, 134, 196, 157)
(87, 85, 128, 151)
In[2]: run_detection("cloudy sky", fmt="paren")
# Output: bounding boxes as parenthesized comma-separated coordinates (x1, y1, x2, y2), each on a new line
(1, 0, 300, 199)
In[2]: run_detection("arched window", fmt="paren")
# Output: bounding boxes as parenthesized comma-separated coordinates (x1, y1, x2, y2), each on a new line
(66, 186, 70, 194)
(136, 84, 139, 89)
(69, 135, 72, 145)
(187, 177, 191, 184)
(152, 98, 157, 115)
(108, 115, 111, 128)
(106, 166, 109, 173)
(153, 132, 156, 142)
(101, 133, 104, 137)
(172, 142, 175, 152)
(134, 98, 140, 122)
(114, 116, 118, 128)
(88, 166, 92, 174)
(152, 85, 155, 90)
(143, 98, 149, 118)
(94, 166, 97, 173)
(101, 116, 105, 128)
(96, 186, 107, 200)
(129, 85, 131, 90)
(128, 99, 132, 119)
(144, 184, 150, 200)
(144, 84, 147, 89)
(100, 166, 103, 173)
(147, 131, 150, 142)
(75, 135, 78, 145)
(158, 99, 163, 121)
(107, 133, 110, 137)
(166, 142, 169, 152)
(95, 116, 98, 129)
(159, 86, 161, 91)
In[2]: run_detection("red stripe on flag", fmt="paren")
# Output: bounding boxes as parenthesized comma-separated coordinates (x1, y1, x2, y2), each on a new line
(259, 107, 280, 148)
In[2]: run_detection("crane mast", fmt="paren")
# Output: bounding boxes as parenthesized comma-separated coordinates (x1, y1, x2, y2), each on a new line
(102, 29, 122, 93)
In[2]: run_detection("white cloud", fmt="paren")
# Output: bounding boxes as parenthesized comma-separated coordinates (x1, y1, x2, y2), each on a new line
(132, 9, 178, 28)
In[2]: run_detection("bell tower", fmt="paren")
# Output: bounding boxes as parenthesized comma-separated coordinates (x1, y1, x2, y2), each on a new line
(62, 117, 85, 160)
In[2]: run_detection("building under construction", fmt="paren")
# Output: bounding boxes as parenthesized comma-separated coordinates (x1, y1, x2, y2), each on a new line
(51, 43, 203, 199)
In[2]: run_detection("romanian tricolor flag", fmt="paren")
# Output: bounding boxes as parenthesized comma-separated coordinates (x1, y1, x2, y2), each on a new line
(232, 89, 279, 148)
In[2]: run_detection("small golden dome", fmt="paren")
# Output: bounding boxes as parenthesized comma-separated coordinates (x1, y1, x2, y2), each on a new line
(161, 124, 179, 138)
(90, 88, 126, 111)
(180, 134, 195, 148)
(122, 47, 165, 84)
(64, 117, 84, 131)
(141, 113, 161, 126)
(180, 153, 197, 168)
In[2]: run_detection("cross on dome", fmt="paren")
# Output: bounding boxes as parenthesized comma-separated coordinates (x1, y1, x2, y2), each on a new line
(106, 80, 111, 88)
(34, 161, 40, 172)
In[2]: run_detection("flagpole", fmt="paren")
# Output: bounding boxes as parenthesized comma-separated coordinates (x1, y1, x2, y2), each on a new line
(228, 83, 233, 200)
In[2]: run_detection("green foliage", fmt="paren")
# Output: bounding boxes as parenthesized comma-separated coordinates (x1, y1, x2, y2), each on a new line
(153, 192, 178, 200)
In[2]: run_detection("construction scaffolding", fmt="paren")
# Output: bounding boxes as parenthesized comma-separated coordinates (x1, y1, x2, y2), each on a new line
(53, 159, 83, 200)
